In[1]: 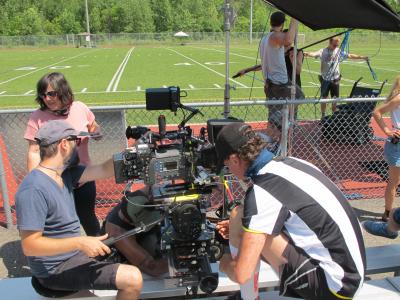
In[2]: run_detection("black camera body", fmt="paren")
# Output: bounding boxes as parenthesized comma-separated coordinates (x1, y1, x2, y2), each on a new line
(111, 88, 243, 295)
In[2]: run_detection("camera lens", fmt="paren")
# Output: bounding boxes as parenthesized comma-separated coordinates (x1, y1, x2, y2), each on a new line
(199, 274, 218, 294)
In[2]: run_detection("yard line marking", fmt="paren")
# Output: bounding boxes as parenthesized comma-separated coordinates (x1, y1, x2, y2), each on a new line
(309, 82, 319, 86)
(163, 85, 167, 88)
(166, 48, 248, 88)
(0, 91, 6, 95)
(303, 69, 370, 85)
(81, 88, 87, 93)
(106, 47, 135, 92)
(191, 46, 257, 61)
(113, 47, 134, 92)
(214, 84, 222, 88)
(136, 86, 141, 91)
(0, 50, 99, 85)
(189, 84, 195, 89)
(24, 90, 34, 95)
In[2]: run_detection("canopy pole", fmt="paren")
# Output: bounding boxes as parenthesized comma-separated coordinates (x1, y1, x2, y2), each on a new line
(223, 0, 232, 118)
(299, 29, 351, 51)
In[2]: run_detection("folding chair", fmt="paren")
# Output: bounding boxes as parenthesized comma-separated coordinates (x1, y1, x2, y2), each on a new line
(322, 77, 387, 144)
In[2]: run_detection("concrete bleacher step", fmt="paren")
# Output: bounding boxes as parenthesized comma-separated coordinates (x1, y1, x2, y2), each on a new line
(2, 243, 400, 300)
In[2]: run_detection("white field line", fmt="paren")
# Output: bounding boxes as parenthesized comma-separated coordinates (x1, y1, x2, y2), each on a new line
(341, 60, 399, 73)
(81, 88, 87, 93)
(191, 46, 258, 61)
(24, 90, 34, 95)
(163, 85, 167, 88)
(1, 83, 384, 98)
(213, 84, 221, 88)
(0, 91, 6, 95)
(106, 47, 135, 92)
(136, 86, 141, 91)
(166, 48, 248, 88)
(113, 47, 134, 92)
(189, 84, 195, 89)
(0, 50, 98, 85)
(309, 82, 319, 86)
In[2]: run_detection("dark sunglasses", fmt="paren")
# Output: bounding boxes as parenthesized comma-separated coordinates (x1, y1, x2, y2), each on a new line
(66, 137, 82, 146)
(40, 91, 58, 99)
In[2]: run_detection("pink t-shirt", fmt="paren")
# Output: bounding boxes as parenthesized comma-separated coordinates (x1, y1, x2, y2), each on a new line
(24, 101, 95, 166)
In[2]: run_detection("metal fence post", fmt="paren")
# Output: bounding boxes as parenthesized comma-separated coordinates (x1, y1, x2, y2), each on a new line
(280, 101, 289, 157)
(0, 148, 13, 229)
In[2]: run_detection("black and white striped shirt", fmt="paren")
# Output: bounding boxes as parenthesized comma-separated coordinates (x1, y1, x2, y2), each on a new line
(242, 157, 365, 298)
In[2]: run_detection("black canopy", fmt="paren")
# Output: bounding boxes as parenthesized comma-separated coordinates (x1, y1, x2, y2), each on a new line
(262, 0, 400, 32)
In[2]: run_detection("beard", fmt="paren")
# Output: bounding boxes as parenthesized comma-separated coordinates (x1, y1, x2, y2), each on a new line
(64, 148, 80, 169)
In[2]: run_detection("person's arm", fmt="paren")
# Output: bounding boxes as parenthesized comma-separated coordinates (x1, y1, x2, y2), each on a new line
(78, 158, 114, 184)
(220, 231, 265, 284)
(304, 50, 322, 59)
(373, 95, 400, 138)
(296, 50, 304, 75)
(27, 141, 40, 172)
(232, 65, 262, 78)
(87, 120, 103, 140)
(270, 18, 299, 47)
(348, 53, 368, 60)
(20, 230, 111, 257)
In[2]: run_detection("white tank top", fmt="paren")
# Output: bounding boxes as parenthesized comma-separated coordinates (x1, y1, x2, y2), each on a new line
(391, 106, 400, 129)
(259, 32, 288, 85)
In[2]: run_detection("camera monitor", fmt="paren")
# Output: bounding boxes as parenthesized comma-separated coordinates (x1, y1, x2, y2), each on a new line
(146, 86, 181, 112)
(207, 118, 244, 144)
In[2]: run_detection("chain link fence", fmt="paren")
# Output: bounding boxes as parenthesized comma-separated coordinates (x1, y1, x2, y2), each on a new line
(0, 31, 398, 47)
(0, 97, 389, 228)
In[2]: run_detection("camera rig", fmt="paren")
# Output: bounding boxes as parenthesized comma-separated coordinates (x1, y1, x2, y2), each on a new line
(110, 87, 241, 295)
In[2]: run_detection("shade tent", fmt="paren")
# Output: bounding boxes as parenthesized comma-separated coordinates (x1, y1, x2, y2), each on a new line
(261, 0, 400, 32)
(174, 31, 189, 37)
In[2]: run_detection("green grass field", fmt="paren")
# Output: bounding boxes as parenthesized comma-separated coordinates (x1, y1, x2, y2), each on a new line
(0, 40, 398, 110)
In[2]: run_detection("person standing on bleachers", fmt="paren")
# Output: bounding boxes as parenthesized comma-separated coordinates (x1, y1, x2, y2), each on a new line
(367, 76, 400, 222)
(24, 72, 102, 236)
(215, 122, 366, 300)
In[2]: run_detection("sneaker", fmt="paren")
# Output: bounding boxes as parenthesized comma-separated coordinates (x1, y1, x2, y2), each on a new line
(362, 221, 398, 239)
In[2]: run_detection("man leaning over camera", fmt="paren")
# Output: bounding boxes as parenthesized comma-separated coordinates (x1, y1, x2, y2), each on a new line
(215, 122, 365, 300)
(16, 120, 142, 300)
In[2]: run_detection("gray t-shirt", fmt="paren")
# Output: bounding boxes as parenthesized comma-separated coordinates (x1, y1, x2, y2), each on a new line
(16, 166, 85, 278)
(315, 47, 348, 81)
(260, 32, 288, 85)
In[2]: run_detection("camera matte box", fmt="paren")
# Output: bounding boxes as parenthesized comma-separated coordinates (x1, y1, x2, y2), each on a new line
(207, 118, 243, 144)
(145, 88, 172, 110)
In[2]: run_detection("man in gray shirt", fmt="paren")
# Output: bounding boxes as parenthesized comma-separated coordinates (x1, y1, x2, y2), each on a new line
(16, 120, 142, 300)
(233, 12, 304, 140)
(305, 37, 368, 117)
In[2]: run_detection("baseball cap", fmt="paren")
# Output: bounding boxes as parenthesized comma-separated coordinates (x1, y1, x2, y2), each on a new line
(35, 120, 89, 146)
(215, 122, 255, 172)
(270, 11, 286, 27)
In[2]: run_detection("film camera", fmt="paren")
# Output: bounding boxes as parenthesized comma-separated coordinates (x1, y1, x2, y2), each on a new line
(112, 87, 239, 295)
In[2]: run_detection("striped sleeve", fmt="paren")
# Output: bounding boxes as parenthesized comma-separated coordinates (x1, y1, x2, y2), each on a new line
(242, 185, 289, 235)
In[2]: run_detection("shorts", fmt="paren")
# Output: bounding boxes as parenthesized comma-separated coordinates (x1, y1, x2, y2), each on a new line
(319, 76, 340, 98)
(38, 251, 119, 291)
(384, 140, 400, 167)
(279, 240, 353, 300)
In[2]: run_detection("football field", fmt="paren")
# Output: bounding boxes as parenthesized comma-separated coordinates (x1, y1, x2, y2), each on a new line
(0, 41, 399, 109)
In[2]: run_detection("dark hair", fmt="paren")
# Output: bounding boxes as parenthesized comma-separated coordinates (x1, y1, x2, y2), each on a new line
(270, 11, 286, 27)
(236, 133, 268, 165)
(39, 142, 59, 160)
(36, 72, 74, 110)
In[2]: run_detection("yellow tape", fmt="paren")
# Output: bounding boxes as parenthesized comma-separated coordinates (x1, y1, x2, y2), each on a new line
(173, 194, 200, 202)
(329, 290, 352, 300)
(242, 226, 264, 234)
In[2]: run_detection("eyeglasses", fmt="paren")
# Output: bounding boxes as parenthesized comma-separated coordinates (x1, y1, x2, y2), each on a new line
(40, 91, 58, 99)
(66, 137, 81, 146)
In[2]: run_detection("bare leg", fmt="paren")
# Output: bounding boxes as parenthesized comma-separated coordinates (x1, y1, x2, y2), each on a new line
(115, 264, 143, 300)
(320, 103, 327, 117)
(385, 166, 400, 212)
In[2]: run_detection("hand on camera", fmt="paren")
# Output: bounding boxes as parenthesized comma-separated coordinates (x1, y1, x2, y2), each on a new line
(384, 128, 400, 139)
(216, 220, 230, 239)
(78, 234, 111, 257)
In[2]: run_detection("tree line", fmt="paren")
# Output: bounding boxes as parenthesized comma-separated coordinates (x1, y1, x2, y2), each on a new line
(0, 0, 399, 36)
